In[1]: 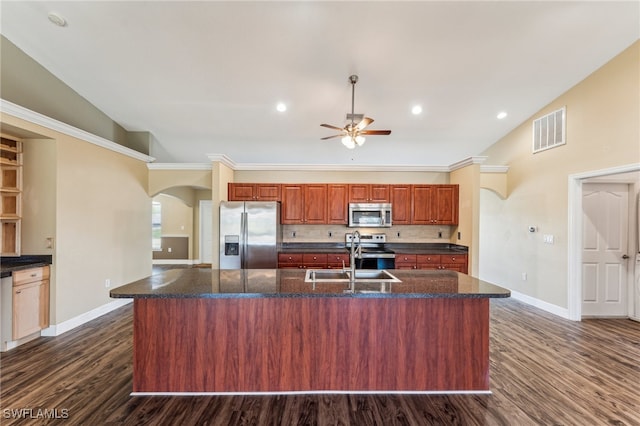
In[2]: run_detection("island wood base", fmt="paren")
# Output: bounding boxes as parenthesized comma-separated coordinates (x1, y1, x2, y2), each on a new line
(132, 297, 490, 393)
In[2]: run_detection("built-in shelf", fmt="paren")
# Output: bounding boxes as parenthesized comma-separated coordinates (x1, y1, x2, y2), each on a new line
(0, 135, 22, 256)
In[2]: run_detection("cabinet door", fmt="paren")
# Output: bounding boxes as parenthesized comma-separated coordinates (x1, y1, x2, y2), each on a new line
(390, 185, 412, 225)
(228, 183, 255, 201)
(13, 281, 41, 339)
(40, 279, 50, 329)
(281, 185, 305, 224)
(255, 184, 281, 201)
(369, 184, 390, 202)
(304, 184, 328, 224)
(432, 185, 459, 225)
(411, 185, 435, 224)
(327, 184, 348, 224)
(348, 184, 369, 202)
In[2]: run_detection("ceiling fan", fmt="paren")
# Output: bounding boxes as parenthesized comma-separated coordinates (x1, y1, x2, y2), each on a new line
(321, 75, 391, 149)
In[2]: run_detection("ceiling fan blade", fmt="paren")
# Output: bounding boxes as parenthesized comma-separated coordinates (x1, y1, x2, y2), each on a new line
(356, 117, 374, 130)
(320, 123, 345, 131)
(360, 130, 391, 136)
(320, 134, 344, 140)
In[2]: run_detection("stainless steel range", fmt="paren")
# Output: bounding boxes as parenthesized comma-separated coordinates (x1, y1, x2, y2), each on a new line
(345, 232, 396, 270)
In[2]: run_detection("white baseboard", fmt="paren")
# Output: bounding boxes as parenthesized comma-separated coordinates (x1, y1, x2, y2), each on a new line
(41, 298, 132, 337)
(508, 289, 570, 319)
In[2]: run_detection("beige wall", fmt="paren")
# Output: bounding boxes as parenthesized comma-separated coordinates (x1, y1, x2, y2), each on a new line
(152, 193, 193, 259)
(450, 164, 481, 276)
(148, 168, 211, 197)
(1, 114, 152, 325)
(234, 170, 449, 184)
(479, 41, 640, 309)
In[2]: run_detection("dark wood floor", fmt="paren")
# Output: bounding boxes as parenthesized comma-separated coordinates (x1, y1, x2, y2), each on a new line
(2, 289, 639, 425)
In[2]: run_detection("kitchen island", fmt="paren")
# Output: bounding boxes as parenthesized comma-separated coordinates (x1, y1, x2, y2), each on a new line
(110, 268, 509, 395)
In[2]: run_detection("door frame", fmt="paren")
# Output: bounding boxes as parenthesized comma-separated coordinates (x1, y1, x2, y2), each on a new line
(568, 163, 640, 321)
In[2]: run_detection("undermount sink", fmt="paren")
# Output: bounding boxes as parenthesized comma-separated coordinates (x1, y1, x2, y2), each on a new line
(304, 269, 401, 283)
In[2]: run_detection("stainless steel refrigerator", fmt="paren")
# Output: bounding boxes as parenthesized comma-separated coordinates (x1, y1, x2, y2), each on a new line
(219, 201, 281, 269)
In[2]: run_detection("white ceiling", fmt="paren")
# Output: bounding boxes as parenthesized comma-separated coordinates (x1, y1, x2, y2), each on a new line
(1, 1, 638, 167)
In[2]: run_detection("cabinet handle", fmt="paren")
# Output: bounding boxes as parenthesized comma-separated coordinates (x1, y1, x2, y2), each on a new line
(452, 257, 456, 261)
(31, 273, 37, 277)
(16, 290, 21, 294)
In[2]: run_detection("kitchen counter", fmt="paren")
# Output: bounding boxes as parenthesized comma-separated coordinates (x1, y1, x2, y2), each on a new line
(112, 268, 508, 395)
(279, 242, 467, 255)
(110, 268, 507, 299)
(0, 255, 53, 278)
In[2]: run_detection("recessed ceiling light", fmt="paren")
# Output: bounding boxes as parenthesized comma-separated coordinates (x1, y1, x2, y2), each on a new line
(411, 105, 423, 115)
(276, 103, 287, 112)
(47, 12, 67, 27)
(496, 111, 508, 120)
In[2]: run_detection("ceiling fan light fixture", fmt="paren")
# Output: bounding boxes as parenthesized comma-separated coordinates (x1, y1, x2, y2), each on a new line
(355, 135, 366, 146)
(341, 136, 356, 149)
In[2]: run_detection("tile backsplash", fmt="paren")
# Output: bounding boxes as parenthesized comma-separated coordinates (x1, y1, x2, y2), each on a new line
(282, 225, 454, 243)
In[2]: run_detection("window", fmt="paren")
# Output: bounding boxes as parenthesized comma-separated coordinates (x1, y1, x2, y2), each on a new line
(152, 201, 162, 250)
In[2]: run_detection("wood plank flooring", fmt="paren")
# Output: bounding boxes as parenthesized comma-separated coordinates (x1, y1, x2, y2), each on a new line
(1, 297, 639, 425)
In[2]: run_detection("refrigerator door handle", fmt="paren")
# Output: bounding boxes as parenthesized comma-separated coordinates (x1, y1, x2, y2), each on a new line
(241, 211, 248, 269)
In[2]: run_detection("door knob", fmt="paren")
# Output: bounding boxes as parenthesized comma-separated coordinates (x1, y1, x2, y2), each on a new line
(622, 254, 629, 259)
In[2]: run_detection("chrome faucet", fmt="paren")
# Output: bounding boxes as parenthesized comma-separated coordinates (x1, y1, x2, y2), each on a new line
(349, 230, 361, 285)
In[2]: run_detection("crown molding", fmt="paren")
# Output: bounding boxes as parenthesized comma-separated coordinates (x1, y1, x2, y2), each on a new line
(1, 99, 155, 163)
(448, 156, 488, 171)
(206, 154, 237, 169)
(480, 165, 510, 173)
(147, 163, 212, 170)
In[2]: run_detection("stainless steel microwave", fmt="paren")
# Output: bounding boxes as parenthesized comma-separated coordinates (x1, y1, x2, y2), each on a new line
(348, 203, 392, 228)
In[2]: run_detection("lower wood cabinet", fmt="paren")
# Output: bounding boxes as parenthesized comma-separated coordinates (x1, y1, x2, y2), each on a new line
(12, 266, 50, 340)
(278, 253, 349, 269)
(395, 253, 468, 274)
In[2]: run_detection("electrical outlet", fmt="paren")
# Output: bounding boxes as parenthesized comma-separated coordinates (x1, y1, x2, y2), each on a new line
(168, 247, 172, 253)
(292, 231, 296, 238)
(328, 231, 332, 237)
(458, 231, 461, 239)
(522, 273, 527, 281)
(396, 232, 400, 238)
(105, 279, 111, 288)
(438, 231, 442, 238)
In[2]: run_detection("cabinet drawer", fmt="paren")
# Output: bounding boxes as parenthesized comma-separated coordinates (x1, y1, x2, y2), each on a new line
(416, 254, 441, 264)
(13, 266, 49, 286)
(441, 254, 467, 264)
(278, 253, 303, 266)
(327, 253, 350, 268)
(395, 254, 416, 264)
(303, 253, 327, 265)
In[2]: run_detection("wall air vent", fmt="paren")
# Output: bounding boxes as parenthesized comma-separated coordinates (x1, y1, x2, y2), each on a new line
(532, 107, 566, 153)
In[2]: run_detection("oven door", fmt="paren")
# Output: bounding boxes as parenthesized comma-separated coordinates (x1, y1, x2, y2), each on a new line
(357, 253, 396, 270)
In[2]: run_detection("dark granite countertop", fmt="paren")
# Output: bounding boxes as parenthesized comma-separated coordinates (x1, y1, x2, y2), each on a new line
(110, 268, 509, 299)
(279, 242, 467, 255)
(0, 255, 53, 278)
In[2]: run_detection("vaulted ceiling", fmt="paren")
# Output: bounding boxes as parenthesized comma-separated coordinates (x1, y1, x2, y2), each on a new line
(1, 1, 638, 167)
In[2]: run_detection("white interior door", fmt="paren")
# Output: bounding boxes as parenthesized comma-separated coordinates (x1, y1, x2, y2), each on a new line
(582, 183, 629, 317)
(199, 200, 213, 264)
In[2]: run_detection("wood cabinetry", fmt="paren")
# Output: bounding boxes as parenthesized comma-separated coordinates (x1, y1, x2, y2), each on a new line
(12, 266, 50, 340)
(228, 183, 281, 201)
(395, 253, 468, 274)
(281, 184, 327, 224)
(327, 184, 349, 224)
(390, 185, 412, 225)
(278, 252, 349, 269)
(1, 136, 22, 256)
(348, 184, 390, 202)
(412, 185, 459, 225)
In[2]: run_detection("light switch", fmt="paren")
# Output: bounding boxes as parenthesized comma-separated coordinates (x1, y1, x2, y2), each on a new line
(543, 234, 554, 244)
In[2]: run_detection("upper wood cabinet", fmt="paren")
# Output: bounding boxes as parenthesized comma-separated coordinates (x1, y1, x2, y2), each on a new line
(228, 183, 281, 201)
(1, 135, 22, 256)
(348, 184, 390, 203)
(327, 184, 349, 224)
(390, 185, 412, 225)
(281, 184, 327, 224)
(412, 185, 459, 225)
